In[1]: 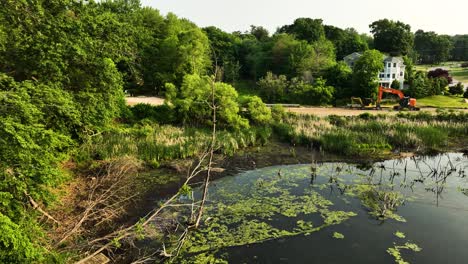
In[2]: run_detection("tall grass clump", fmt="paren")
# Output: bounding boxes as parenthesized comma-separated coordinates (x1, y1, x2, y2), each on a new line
(76, 122, 271, 165)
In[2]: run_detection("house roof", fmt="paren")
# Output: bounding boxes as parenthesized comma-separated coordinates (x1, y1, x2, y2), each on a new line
(343, 52, 362, 61)
(383, 56, 404, 63)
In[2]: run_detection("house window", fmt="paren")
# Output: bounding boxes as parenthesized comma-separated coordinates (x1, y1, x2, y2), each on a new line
(400, 72, 403, 76)
(392, 73, 396, 78)
(393, 63, 397, 67)
(387, 74, 390, 78)
(379, 73, 384, 78)
(388, 63, 391, 67)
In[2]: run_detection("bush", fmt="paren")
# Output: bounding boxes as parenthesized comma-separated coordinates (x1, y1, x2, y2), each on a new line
(130, 104, 175, 124)
(391, 79, 400, 89)
(449, 82, 464, 95)
(271, 105, 287, 123)
(461, 62, 468, 68)
(257, 72, 288, 103)
(428, 68, 453, 84)
(240, 96, 272, 125)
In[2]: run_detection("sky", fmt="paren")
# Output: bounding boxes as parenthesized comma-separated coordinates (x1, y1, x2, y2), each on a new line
(140, 0, 468, 35)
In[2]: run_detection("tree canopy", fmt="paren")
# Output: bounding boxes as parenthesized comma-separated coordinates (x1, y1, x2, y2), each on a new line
(370, 19, 413, 56)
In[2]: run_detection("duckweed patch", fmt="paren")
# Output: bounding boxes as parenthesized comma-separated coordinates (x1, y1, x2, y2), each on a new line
(394, 231, 406, 239)
(387, 242, 422, 264)
(153, 153, 467, 263)
(332, 232, 344, 239)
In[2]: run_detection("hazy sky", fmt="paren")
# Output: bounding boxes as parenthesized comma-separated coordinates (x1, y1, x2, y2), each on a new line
(140, 0, 467, 35)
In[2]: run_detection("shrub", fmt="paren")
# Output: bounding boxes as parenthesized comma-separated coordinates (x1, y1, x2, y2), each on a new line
(428, 68, 453, 84)
(240, 96, 272, 125)
(130, 104, 175, 124)
(271, 105, 287, 123)
(391, 79, 400, 89)
(461, 62, 468, 68)
(257, 72, 289, 103)
(449, 83, 464, 95)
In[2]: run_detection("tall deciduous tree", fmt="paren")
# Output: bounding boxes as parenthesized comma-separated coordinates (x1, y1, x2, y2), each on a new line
(352, 49, 384, 98)
(370, 19, 414, 56)
(278, 18, 325, 43)
(414, 30, 452, 64)
(324, 26, 368, 59)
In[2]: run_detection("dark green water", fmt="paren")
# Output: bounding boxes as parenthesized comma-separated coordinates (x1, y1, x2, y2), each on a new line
(179, 153, 468, 263)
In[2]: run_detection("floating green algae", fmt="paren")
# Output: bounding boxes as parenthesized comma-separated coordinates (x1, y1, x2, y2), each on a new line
(173, 166, 357, 261)
(332, 232, 345, 239)
(387, 242, 422, 264)
(394, 231, 406, 239)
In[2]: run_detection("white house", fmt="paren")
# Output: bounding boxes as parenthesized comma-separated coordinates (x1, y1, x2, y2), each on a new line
(344, 53, 405, 90)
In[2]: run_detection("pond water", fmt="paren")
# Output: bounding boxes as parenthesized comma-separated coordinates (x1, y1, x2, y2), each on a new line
(176, 153, 468, 263)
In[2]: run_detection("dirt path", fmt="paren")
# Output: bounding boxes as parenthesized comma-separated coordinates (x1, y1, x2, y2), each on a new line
(126, 96, 165, 106)
(125, 97, 468, 117)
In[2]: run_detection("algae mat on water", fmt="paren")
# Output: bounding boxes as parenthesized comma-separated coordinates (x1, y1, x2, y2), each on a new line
(168, 153, 468, 263)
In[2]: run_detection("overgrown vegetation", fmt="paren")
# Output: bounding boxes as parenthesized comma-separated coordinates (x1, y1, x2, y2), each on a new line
(274, 111, 468, 155)
(1, 0, 467, 262)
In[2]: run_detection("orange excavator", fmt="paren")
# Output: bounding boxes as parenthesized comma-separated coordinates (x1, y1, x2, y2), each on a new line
(350, 86, 419, 111)
(376, 86, 419, 111)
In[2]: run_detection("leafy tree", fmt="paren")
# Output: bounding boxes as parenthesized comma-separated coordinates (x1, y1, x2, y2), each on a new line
(451, 35, 468, 61)
(166, 74, 248, 129)
(414, 30, 452, 64)
(324, 26, 368, 59)
(428, 77, 448, 95)
(352, 50, 384, 98)
(150, 13, 211, 93)
(203, 26, 242, 82)
(369, 19, 414, 56)
(403, 56, 415, 86)
(270, 34, 300, 76)
(428, 68, 453, 84)
(309, 39, 336, 76)
(0, 74, 72, 262)
(237, 38, 269, 80)
(278, 18, 325, 43)
(250, 25, 270, 42)
(407, 71, 430, 98)
(323, 62, 353, 100)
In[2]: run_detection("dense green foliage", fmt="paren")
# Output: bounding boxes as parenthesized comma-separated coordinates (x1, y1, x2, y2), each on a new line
(352, 50, 384, 98)
(166, 74, 249, 129)
(1, 0, 467, 262)
(369, 19, 414, 56)
(414, 30, 452, 64)
(257, 72, 334, 105)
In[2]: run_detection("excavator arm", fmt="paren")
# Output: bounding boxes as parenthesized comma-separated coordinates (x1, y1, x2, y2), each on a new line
(376, 86, 418, 110)
(377, 86, 405, 104)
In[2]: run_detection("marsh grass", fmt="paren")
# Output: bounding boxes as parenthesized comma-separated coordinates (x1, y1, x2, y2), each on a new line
(77, 123, 271, 164)
(277, 111, 468, 155)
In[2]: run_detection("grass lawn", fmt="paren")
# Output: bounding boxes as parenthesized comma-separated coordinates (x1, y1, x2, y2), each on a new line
(450, 67, 468, 83)
(414, 61, 468, 84)
(418, 95, 468, 108)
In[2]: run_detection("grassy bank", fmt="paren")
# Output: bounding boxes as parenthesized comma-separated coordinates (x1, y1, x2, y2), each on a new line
(417, 95, 468, 108)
